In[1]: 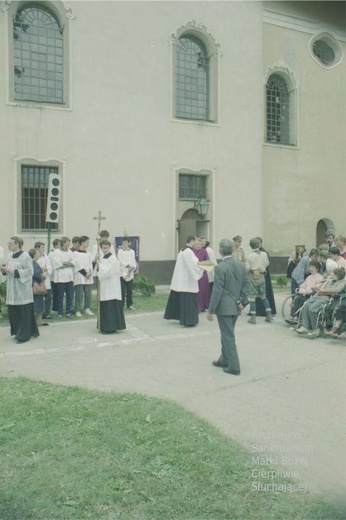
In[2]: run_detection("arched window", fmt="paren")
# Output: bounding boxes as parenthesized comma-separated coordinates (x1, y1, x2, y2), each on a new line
(176, 35, 210, 121)
(266, 74, 290, 144)
(13, 3, 63, 104)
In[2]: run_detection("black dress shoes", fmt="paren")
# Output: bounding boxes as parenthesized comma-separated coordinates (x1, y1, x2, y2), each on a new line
(212, 360, 227, 368)
(223, 367, 241, 375)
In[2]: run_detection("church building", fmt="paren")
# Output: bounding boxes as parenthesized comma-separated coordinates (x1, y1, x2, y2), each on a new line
(0, 1, 345, 282)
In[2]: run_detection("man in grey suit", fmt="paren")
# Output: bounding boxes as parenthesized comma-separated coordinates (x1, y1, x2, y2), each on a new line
(207, 239, 251, 375)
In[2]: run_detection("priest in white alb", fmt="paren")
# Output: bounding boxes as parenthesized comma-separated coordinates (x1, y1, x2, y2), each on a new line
(3, 236, 39, 343)
(164, 235, 204, 326)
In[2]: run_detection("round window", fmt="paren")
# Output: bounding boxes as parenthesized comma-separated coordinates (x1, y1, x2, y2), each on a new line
(310, 34, 342, 68)
(313, 40, 335, 65)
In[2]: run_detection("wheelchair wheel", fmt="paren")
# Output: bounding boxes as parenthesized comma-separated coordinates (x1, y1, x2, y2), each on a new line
(318, 299, 340, 334)
(281, 293, 298, 324)
(330, 300, 344, 331)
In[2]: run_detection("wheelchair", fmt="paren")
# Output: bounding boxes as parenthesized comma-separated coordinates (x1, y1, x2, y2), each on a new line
(317, 293, 346, 337)
(281, 290, 313, 326)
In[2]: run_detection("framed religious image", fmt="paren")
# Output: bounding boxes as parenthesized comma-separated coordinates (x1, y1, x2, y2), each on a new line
(295, 245, 305, 262)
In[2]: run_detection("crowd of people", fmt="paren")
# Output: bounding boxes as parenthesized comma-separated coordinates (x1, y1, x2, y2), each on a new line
(164, 234, 276, 328)
(163, 231, 346, 374)
(0, 232, 137, 343)
(285, 231, 346, 338)
(164, 234, 277, 376)
(1, 230, 345, 354)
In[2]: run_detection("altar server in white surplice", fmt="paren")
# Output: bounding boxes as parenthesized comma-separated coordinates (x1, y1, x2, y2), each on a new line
(117, 236, 137, 311)
(2, 236, 39, 343)
(96, 240, 126, 334)
(91, 230, 116, 264)
(164, 235, 204, 327)
(73, 235, 94, 317)
(52, 237, 75, 318)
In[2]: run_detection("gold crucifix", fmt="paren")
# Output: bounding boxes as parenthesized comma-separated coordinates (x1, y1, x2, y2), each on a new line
(92, 210, 106, 235)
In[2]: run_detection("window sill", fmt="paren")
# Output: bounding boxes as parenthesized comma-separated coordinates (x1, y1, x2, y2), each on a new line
(263, 142, 298, 150)
(171, 118, 220, 128)
(6, 101, 71, 112)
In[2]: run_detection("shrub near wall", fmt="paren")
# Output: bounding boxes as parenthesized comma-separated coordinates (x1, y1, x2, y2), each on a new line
(0, 281, 7, 319)
(133, 276, 156, 296)
(271, 275, 289, 288)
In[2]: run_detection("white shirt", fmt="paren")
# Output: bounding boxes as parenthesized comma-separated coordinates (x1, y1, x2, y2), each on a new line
(52, 249, 75, 283)
(206, 246, 217, 283)
(74, 250, 94, 285)
(335, 256, 346, 269)
(117, 248, 137, 278)
(246, 250, 269, 273)
(37, 253, 53, 289)
(325, 258, 338, 275)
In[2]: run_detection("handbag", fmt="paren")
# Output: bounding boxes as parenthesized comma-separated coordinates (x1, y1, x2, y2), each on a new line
(33, 281, 47, 296)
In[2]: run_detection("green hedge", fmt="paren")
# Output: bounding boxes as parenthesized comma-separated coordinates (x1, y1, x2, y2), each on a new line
(133, 275, 156, 297)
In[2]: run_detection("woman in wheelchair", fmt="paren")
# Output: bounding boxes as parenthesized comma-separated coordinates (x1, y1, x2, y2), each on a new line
(295, 267, 346, 336)
(288, 261, 324, 322)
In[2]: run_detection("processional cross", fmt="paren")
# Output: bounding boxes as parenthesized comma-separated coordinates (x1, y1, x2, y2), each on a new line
(92, 210, 106, 236)
(92, 210, 106, 331)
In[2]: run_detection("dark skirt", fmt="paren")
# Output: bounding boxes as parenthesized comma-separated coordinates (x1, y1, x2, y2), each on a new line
(8, 303, 39, 342)
(164, 290, 199, 326)
(99, 299, 126, 333)
(256, 272, 277, 316)
(33, 294, 45, 314)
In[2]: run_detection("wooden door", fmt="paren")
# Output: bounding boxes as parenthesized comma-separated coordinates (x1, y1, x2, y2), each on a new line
(178, 219, 197, 251)
(316, 220, 327, 247)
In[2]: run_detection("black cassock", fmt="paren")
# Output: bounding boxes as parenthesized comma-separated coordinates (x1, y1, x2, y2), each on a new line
(256, 247, 277, 316)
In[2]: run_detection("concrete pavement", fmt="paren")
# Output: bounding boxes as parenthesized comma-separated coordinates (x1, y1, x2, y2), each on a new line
(0, 292, 345, 514)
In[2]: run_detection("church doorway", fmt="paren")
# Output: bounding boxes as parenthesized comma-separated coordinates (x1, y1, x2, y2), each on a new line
(177, 209, 209, 251)
(316, 218, 335, 247)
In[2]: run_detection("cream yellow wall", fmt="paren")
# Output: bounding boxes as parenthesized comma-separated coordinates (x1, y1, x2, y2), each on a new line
(0, 1, 263, 261)
(0, 1, 344, 264)
(262, 3, 346, 255)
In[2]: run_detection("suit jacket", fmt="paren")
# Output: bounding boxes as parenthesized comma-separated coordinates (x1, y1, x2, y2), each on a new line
(208, 256, 251, 316)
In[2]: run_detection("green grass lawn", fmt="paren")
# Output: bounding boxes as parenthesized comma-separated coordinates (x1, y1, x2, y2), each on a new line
(122, 289, 169, 314)
(1, 280, 337, 519)
(0, 378, 342, 520)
